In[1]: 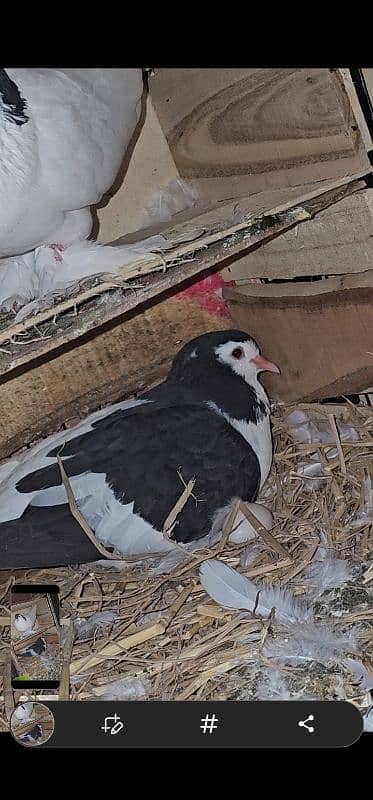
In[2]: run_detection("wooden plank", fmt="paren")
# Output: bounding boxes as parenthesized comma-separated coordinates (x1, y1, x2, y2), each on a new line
(96, 94, 179, 242)
(150, 68, 371, 200)
(0, 291, 232, 459)
(0, 176, 368, 459)
(339, 69, 373, 153)
(0, 174, 367, 377)
(225, 270, 373, 402)
(362, 68, 373, 107)
(222, 189, 373, 281)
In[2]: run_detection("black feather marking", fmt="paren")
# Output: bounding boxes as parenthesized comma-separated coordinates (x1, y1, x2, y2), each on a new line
(0, 69, 29, 125)
(20, 724, 43, 743)
(164, 330, 268, 423)
(14, 399, 261, 546)
(19, 636, 47, 657)
(2, 330, 269, 566)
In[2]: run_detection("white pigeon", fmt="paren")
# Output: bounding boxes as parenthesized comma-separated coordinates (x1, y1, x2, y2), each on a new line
(0, 68, 167, 315)
(13, 703, 34, 723)
(12, 605, 37, 633)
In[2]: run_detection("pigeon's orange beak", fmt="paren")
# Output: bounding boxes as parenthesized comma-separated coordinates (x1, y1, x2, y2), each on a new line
(251, 354, 281, 374)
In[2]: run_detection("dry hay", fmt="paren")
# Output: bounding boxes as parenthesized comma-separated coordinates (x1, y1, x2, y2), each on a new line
(0, 401, 372, 729)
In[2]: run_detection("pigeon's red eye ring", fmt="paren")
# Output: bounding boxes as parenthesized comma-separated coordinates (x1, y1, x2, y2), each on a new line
(232, 347, 243, 359)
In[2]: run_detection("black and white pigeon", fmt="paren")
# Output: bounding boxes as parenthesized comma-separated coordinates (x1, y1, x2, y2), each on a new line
(0, 330, 280, 570)
(19, 724, 43, 745)
(12, 606, 37, 633)
(18, 636, 47, 658)
(0, 68, 169, 315)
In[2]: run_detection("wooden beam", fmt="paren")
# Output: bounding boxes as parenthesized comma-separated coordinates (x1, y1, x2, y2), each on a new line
(222, 188, 373, 282)
(0, 174, 367, 378)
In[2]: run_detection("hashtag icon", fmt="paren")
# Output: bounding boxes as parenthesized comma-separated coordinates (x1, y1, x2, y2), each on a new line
(200, 713, 219, 734)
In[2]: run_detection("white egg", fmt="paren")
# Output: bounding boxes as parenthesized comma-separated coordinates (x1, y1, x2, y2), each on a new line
(229, 502, 275, 544)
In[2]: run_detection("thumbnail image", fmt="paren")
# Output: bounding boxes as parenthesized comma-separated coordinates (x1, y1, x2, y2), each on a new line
(11, 592, 61, 684)
(10, 702, 55, 746)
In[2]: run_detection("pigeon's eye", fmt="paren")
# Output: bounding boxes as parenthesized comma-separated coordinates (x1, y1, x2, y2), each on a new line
(231, 347, 243, 359)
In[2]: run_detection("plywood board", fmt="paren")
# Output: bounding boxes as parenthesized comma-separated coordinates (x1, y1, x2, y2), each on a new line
(150, 68, 371, 200)
(362, 68, 373, 107)
(0, 173, 367, 379)
(0, 291, 232, 459)
(225, 271, 373, 402)
(96, 94, 179, 241)
(222, 189, 373, 281)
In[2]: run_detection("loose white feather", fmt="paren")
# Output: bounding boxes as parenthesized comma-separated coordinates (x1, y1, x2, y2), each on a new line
(92, 676, 151, 701)
(263, 621, 357, 662)
(255, 669, 293, 701)
(199, 559, 309, 624)
(350, 470, 373, 528)
(344, 658, 373, 691)
(286, 410, 360, 446)
(363, 707, 373, 732)
(141, 178, 200, 227)
(74, 610, 117, 640)
(303, 554, 354, 599)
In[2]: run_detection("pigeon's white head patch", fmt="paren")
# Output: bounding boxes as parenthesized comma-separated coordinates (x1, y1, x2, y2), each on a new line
(215, 339, 280, 385)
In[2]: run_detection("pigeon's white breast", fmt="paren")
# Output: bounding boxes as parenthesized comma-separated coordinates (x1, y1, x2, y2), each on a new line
(229, 414, 273, 488)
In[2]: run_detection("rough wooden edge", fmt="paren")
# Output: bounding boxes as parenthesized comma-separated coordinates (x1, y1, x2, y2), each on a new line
(0, 173, 369, 379)
(223, 269, 373, 302)
(338, 68, 373, 153)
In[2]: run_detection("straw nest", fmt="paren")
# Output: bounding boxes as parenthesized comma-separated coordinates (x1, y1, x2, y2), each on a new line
(0, 401, 372, 728)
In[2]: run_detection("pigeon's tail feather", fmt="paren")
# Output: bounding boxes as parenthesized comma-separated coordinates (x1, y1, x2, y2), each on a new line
(0, 503, 102, 570)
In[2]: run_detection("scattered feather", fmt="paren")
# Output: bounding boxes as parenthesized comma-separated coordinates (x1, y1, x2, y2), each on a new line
(255, 669, 293, 700)
(286, 410, 360, 446)
(141, 178, 200, 227)
(199, 559, 309, 624)
(296, 461, 326, 492)
(344, 659, 373, 690)
(304, 554, 354, 600)
(240, 540, 269, 568)
(264, 621, 356, 663)
(74, 610, 117, 640)
(350, 471, 373, 528)
(93, 676, 151, 701)
(363, 707, 373, 732)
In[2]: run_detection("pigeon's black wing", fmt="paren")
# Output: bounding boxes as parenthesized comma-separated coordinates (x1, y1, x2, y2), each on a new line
(1, 400, 261, 569)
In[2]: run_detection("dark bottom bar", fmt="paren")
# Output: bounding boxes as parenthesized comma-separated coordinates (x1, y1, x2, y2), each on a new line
(17, 701, 363, 749)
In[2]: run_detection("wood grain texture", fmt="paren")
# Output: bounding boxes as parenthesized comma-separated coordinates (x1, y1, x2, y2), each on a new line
(222, 189, 373, 281)
(0, 293, 231, 459)
(150, 68, 371, 199)
(0, 177, 368, 457)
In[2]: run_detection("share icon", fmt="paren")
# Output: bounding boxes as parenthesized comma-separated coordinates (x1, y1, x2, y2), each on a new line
(298, 714, 315, 734)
